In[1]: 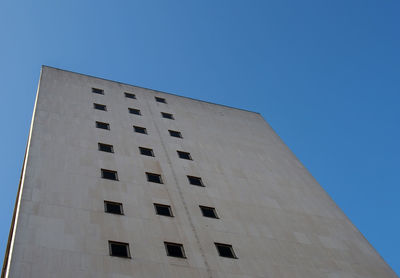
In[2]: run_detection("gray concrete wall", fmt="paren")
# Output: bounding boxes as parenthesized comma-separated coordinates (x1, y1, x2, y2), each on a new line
(3, 66, 397, 277)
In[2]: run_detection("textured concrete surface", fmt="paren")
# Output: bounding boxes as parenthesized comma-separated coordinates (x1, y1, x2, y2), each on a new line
(3, 66, 397, 277)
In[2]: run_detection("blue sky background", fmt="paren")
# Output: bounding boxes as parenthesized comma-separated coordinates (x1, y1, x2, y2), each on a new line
(0, 0, 399, 274)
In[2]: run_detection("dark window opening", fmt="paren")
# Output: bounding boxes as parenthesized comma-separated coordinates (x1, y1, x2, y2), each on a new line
(164, 242, 185, 258)
(133, 125, 147, 134)
(92, 88, 104, 95)
(154, 204, 173, 217)
(187, 176, 204, 187)
(155, 97, 166, 103)
(101, 169, 118, 181)
(128, 108, 141, 115)
(168, 130, 182, 138)
(177, 151, 192, 160)
(146, 172, 163, 184)
(98, 143, 114, 153)
(104, 201, 123, 215)
(109, 241, 130, 258)
(215, 243, 237, 259)
(139, 147, 154, 157)
(161, 112, 174, 120)
(94, 103, 107, 111)
(124, 92, 136, 99)
(200, 206, 219, 219)
(96, 121, 110, 130)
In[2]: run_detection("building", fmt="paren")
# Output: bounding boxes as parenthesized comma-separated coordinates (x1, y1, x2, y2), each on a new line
(2, 66, 397, 278)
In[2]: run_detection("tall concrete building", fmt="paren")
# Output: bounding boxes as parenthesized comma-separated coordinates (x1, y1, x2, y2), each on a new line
(2, 66, 396, 278)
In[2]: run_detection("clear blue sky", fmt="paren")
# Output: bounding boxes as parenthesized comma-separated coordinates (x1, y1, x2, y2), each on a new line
(0, 0, 399, 274)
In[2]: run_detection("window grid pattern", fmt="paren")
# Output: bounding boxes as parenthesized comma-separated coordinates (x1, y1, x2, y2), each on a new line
(89, 90, 238, 260)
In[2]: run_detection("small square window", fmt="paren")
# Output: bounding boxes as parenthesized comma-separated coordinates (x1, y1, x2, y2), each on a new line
(101, 169, 118, 181)
(177, 151, 192, 160)
(133, 125, 147, 134)
(139, 147, 154, 157)
(199, 206, 219, 219)
(146, 172, 163, 184)
(94, 103, 107, 111)
(164, 242, 185, 258)
(104, 201, 123, 215)
(109, 241, 131, 258)
(92, 88, 104, 95)
(161, 112, 174, 120)
(128, 108, 141, 115)
(98, 143, 114, 153)
(169, 130, 182, 138)
(215, 243, 237, 258)
(154, 204, 173, 217)
(187, 176, 204, 187)
(155, 97, 166, 103)
(96, 121, 110, 130)
(124, 92, 136, 99)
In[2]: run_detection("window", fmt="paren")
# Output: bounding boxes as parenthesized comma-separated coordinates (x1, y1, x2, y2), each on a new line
(96, 121, 110, 130)
(168, 130, 182, 138)
(155, 96, 166, 103)
(128, 108, 141, 115)
(101, 169, 118, 181)
(215, 243, 237, 258)
(139, 147, 154, 157)
(187, 176, 204, 187)
(109, 241, 131, 258)
(124, 92, 136, 99)
(92, 88, 104, 95)
(164, 242, 185, 258)
(94, 103, 107, 111)
(177, 151, 192, 160)
(161, 112, 174, 120)
(98, 143, 114, 153)
(154, 204, 173, 217)
(200, 206, 218, 219)
(146, 172, 163, 184)
(133, 125, 147, 134)
(104, 201, 123, 215)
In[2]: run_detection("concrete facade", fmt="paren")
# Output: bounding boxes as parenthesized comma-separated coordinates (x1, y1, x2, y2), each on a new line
(2, 66, 397, 278)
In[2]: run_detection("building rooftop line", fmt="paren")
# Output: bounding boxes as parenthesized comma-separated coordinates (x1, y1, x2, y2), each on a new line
(42, 65, 261, 115)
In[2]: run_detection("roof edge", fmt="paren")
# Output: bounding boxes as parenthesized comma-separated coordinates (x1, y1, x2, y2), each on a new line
(41, 65, 261, 115)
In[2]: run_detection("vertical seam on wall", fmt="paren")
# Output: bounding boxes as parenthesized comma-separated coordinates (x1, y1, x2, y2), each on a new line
(144, 99, 213, 278)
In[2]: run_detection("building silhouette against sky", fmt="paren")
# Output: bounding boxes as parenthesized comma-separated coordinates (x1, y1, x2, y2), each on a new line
(2, 66, 397, 277)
